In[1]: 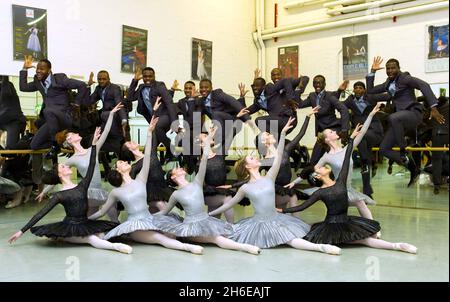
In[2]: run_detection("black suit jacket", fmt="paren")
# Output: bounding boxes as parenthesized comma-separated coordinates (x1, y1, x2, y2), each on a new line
(128, 79, 177, 123)
(88, 83, 127, 122)
(343, 93, 390, 135)
(0, 76, 25, 124)
(300, 90, 350, 134)
(176, 96, 203, 127)
(19, 70, 88, 119)
(366, 71, 438, 112)
(200, 89, 247, 121)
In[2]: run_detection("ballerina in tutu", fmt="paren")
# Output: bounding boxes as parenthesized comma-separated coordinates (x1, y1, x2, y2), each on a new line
(8, 143, 132, 254)
(281, 133, 418, 254)
(196, 43, 208, 80)
(88, 116, 204, 255)
(158, 126, 261, 255)
(27, 25, 41, 58)
(288, 103, 382, 224)
(36, 103, 123, 222)
(209, 118, 340, 255)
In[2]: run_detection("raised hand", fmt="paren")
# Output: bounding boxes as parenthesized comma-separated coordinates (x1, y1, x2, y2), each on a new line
(134, 66, 143, 81)
(370, 103, 382, 116)
(87, 72, 96, 86)
(23, 55, 35, 70)
(8, 231, 23, 244)
(153, 96, 162, 112)
(237, 107, 250, 118)
(254, 68, 261, 79)
(92, 127, 102, 145)
(149, 116, 159, 133)
(111, 102, 124, 114)
(238, 83, 249, 98)
(171, 80, 181, 91)
(308, 106, 321, 117)
(371, 56, 384, 72)
(350, 123, 363, 139)
(281, 117, 296, 134)
(338, 80, 350, 91)
(191, 89, 201, 98)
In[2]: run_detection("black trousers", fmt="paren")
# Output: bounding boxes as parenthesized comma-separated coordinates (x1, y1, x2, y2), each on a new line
(153, 114, 173, 158)
(0, 120, 26, 149)
(379, 109, 422, 164)
(358, 129, 383, 195)
(255, 114, 298, 137)
(30, 109, 73, 150)
(432, 133, 449, 186)
(210, 111, 243, 155)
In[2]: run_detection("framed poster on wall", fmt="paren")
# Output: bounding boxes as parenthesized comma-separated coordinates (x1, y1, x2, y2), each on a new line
(278, 46, 299, 78)
(12, 5, 48, 61)
(121, 25, 148, 73)
(342, 34, 368, 80)
(425, 23, 449, 73)
(192, 38, 212, 81)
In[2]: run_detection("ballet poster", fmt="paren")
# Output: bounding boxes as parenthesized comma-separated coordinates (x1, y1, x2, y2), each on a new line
(12, 5, 48, 61)
(425, 24, 449, 73)
(192, 38, 212, 81)
(278, 46, 299, 78)
(121, 25, 148, 74)
(342, 34, 368, 80)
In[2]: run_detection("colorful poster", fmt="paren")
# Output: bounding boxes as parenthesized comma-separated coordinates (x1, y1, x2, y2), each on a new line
(425, 24, 449, 73)
(342, 34, 368, 80)
(192, 38, 212, 81)
(121, 25, 148, 73)
(278, 46, 299, 78)
(12, 5, 48, 61)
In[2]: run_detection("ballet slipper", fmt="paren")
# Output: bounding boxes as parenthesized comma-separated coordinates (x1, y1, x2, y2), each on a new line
(184, 244, 204, 255)
(113, 243, 133, 254)
(393, 243, 417, 254)
(319, 244, 341, 255)
(376, 231, 382, 239)
(241, 244, 262, 255)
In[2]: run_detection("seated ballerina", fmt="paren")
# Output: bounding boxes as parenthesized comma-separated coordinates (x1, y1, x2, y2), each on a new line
(209, 118, 341, 255)
(88, 116, 204, 254)
(8, 143, 132, 254)
(158, 126, 261, 255)
(280, 131, 417, 254)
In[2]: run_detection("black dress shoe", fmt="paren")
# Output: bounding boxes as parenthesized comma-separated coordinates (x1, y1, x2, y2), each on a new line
(406, 156, 420, 187)
(361, 164, 369, 175)
(387, 165, 393, 175)
(434, 185, 440, 195)
(371, 165, 377, 178)
(45, 145, 60, 160)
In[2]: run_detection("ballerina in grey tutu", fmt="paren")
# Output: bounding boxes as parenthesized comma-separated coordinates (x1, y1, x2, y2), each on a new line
(89, 115, 204, 255)
(287, 103, 382, 224)
(36, 103, 123, 222)
(158, 127, 261, 255)
(209, 118, 340, 254)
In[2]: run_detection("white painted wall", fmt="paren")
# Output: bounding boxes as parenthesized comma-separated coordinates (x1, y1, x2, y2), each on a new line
(0, 0, 257, 109)
(261, 0, 449, 147)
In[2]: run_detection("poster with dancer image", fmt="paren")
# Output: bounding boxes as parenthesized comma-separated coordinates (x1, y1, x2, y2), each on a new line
(278, 46, 299, 78)
(192, 38, 212, 80)
(425, 24, 449, 73)
(121, 25, 148, 73)
(342, 34, 368, 80)
(12, 5, 48, 61)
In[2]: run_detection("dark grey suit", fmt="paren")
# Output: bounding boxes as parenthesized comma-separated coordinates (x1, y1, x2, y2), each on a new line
(366, 71, 438, 164)
(19, 70, 88, 150)
(0, 76, 26, 149)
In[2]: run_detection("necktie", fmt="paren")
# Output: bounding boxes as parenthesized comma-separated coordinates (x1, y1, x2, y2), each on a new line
(101, 88, 106, 102)
(142, 87, 152, 114)
(205, 95, 212, 116)
(258, 91, 268, 110)
(42, 76, 51, 94)
(356, 97, 367, 113)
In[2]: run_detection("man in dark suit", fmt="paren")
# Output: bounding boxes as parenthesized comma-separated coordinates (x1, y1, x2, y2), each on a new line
(342, 81, 391, 197)
(199, 79, 247, 155)
(298, 75, 350, 165)
(128, 67, 178, 161)
(367, 56, 445, 186)
(0, 76, 26, 150)
(19, 56, 88, 159)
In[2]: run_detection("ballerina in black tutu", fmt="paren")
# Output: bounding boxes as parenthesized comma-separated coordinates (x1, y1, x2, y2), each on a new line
(8, 140, 132, 254)
(281, 128, 417, 254)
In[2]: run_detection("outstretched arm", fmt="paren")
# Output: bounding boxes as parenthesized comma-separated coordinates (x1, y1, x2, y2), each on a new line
(337, 138, 354, 185)
(156, 193, 177, 215)
(136, 123, 155, 183)
(20, 194, 61, 233)
(285, 108, 317, 152)
(95, 103, 123, 149)
(209, 187, 245, 216)
(194, 130, 215, 185)
(88, 191, 118, 220)
(79, 145, 97, 189)
(353, 103, 381, 147)
(282, 190, 321, 213)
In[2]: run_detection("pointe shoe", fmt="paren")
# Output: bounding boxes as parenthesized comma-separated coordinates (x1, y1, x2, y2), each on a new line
(319, 244, 341, 255)
(242, 244, 261, 255)
(393, 243, 417, 254)
(113, 243, 133, 254)
(5, 199, 23, 209)
(376, 231, 382, 239)
(185, 244, 204, 255)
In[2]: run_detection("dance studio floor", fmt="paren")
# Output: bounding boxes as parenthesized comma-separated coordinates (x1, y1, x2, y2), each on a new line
(0, 164, 448, 282)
